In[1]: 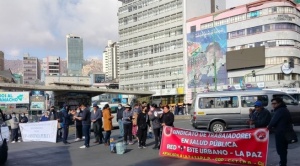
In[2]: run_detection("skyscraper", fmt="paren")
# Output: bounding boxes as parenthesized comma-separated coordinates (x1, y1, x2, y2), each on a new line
(23, 53, 40, 84)
(103, 40, 119, 81)
(66, 34, 83, 76)
(0, 51, 4, 71)
(118, 0, 225, 105)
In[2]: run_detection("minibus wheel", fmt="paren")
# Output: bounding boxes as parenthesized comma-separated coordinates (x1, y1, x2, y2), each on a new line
(210, 121, 225, 132)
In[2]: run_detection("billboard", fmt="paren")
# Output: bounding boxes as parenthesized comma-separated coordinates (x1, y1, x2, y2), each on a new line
(0, 92, 30, 104)
(187, 25, 228, 88)
(94, 74, 106, 83)
(30, 102, 45, 110)
(226, 46, 265, 70)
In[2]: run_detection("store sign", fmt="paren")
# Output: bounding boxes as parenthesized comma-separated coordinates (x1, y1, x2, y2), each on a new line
(269, 14, 296, 21)
(257, 82, 265, 88)
(162, 89, 177, 95)
(0, 92, 29, 104)
(160, 127, 268, 166)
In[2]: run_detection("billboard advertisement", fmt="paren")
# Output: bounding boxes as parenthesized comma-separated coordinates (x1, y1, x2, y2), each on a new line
(94, 74, 106, 83)
(0, 92, 30, 104)
(30, 102, 45, 110)
(187, 25, 228, 89)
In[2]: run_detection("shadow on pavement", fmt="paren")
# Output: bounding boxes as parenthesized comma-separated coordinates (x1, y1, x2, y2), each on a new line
(5, 145, 72, 166)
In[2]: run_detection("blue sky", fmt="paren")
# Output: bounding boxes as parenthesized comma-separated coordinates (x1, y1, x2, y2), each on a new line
(0, 0, 255, 61)
(0, 0, 121, 60)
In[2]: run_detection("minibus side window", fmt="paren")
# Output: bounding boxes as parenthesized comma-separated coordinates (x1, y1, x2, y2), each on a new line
(198, 96, 238, 109)
(241, 95, 268, 107)
(273, 94, 295, 105)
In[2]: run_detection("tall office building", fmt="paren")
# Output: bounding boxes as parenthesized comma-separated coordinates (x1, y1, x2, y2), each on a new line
(23, 54, 40, 84)
(42, 56, 60, 76)
(66, 34, 83, 76)
(103, 40, 119, 81)
(0, 51, 4, 71)
(118, 0, 225, 105)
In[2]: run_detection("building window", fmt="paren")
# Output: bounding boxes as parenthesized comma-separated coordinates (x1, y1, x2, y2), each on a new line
(190, 26, 196, 32)
(278, 73, 284, 80)
(247, 26, 263, 35)
(292, 74, 297, 80)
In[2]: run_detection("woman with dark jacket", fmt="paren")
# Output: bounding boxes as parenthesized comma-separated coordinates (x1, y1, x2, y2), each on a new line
(148, 103, 163, 150)
(137, 106, 150, 149)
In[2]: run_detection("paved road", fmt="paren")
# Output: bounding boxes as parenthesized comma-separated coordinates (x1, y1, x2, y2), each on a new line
(4, 120, 300, 166)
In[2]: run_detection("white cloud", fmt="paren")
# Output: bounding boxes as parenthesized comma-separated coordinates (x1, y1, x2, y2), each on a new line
(0, 0, 121, 59)
(8, 49, 21, 57)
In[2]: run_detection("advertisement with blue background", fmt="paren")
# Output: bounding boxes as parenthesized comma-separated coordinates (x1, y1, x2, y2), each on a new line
(187, 25, 228, 89)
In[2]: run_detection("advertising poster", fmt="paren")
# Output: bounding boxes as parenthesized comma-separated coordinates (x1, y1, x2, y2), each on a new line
(0, 92, 29, 104)
(94, 74, 106, 83)
(30, 102, 45, 110)
(187, 25, 228, 88)
(160, 127, 268, 166)
(19, 120, 58, 143)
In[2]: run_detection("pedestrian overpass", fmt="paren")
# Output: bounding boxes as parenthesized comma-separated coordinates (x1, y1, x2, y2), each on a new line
(0, 82, 154, 110)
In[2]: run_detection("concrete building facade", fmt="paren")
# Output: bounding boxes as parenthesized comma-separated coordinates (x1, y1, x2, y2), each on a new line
(118, 0, 226, 105)
(103, 40, 120, 81)
(66, 34, 83, 76)
(186, 0, 300, 103)
(44, 75, 91, 86)
(0, 51, 4, 71)
(42, 56, 60, 76)
(23, 54, 41, 85)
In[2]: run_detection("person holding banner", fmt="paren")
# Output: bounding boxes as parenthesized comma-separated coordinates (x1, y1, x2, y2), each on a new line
(148, 104, 162, 150)
(247, 101, 271, 128)
(160, 105, 174, 127)
(268, 98, 291, 166)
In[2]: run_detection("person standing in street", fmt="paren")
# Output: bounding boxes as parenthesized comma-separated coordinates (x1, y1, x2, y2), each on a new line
(49, 106, 57, 121)
(116, 104, 124, 138)
(123, 104, 133, 145)
(103, 104, 114, 146)
(148, 104, 162, 150)
(268, 98, 291, 166)
(9, 112, 19, 143)
(61, 104, 71, 145)
(91, 103, 103, 144)
(74, 106, 83, 142)
(247, 101, 271, 128)
(137, 106, 150, 149)
(79, 103, 91, 148)
(160, 105, 174, 127)
(19, 113, 28, 123)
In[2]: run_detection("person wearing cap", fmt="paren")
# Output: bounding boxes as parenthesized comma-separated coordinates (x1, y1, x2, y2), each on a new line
(247, 101, 271, 128)
(90, 103, 103, 144)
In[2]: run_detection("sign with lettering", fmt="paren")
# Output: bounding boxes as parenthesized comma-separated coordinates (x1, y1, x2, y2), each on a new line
(160, 127, 268, 166)
(19, 120, 58, 143)
(0, 92, 29, 104)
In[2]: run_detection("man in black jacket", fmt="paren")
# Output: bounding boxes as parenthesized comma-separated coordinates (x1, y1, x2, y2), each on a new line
(268, 98, 291, 166)
(78, 103, 91, 148)
(161, 105, 174, 127)
(247, 101, 271, 128)
(61, 104, 71, 144)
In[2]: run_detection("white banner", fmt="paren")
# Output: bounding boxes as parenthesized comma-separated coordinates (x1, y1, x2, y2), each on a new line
(0, 92, 29, 104)
(0, 126, 10, 143)
(19, 120, 58, 143)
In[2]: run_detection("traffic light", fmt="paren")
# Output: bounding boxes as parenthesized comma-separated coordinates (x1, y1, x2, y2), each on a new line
(289, 58, 294, 68)
(252, 70, 256, 77)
